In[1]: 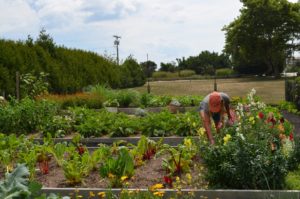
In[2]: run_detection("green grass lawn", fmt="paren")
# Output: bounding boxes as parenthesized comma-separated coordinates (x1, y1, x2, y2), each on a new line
(133, 78, 285, 105)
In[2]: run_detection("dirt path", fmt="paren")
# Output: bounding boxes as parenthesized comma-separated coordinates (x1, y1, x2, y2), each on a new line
(281, 110, 300, 137)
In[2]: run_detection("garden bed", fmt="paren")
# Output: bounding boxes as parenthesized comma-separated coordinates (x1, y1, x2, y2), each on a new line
(35, 154, 206, 189)
(33, 136, 197, 147)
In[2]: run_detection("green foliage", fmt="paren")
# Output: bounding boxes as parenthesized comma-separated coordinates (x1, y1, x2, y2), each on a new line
(0, 31, 147, 96)
(99, 148, 135, 187)
(152, 71, 176, 78)
(20, 72, 49, 99)
(178, 70, 196, 77)
(278, 101, 298, 114)
(140, 60, 157, 77)
(140, 111, 178, 137)
(0, 97, 59, 134)
(159, 138, 197, 176)
(119, 56, 146, 88)
(41, 115, 74, 138)
(113, 90, 140, 107)
(0, 164, 31, 199)
(223, 0, 300, 76)
(74, 109, 117, 137)
(176, 51, 231, 75)
(215, 68, 235, 77)
(285, 165, 300, 189)
(200, 89, 296, 189)
(109, 113, 140, 137)
(175, 112, 201, 136)
(62, 150, 91, 185)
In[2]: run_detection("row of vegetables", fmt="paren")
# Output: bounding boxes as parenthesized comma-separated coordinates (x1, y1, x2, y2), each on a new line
(0, 96, 202, 137)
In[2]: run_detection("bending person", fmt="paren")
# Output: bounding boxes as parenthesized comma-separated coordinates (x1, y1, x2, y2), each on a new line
(198, 91, 233, 144)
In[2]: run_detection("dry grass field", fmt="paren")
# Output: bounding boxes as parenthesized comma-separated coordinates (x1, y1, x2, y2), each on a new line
(133, 78, 285, 105)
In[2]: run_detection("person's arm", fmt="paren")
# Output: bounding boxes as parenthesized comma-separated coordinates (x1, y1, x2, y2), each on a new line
(199, 111, 214, 144)
(225, 102, 231, 120)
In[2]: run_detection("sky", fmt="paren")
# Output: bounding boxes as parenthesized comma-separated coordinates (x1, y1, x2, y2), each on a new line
(0, 0, 298, 65)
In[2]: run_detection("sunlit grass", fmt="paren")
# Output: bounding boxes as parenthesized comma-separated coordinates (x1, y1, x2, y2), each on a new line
(132, 78, 285, 105)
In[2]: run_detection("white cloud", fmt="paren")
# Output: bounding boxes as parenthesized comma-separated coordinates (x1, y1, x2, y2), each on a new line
(0, 0, 298, 65)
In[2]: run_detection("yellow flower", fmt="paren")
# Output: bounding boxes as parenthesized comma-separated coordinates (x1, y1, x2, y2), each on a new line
(97, 192, 106, 198)
(197, 127, 205, 136)
(223, 134, 232, 145)
(89, 191, 95, 197)
(150, 183, 164, 191)
(153, 191, 165, 197)
(121, 175, 128, 182)
(108, 173, 115, 178)
(192, 122, 196, 127)
(186, 173, 192, 184)
(249, 116, 255, 124)
(278, 124, 284, 132)
(184, 138, 192, 148)
(175, 176, 180, 182)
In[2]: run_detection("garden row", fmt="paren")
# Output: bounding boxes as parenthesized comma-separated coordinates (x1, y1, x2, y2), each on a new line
(37, 85, 205, 109)
(0, 97, 202, 138)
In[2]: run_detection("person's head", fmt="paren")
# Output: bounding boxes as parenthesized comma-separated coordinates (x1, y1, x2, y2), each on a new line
(209, 92, 222, 113)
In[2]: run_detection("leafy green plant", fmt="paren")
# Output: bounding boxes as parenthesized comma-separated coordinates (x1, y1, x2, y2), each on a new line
(99, 148, 134, 187)
(42, 115, 74, 137)
(175, 112, 200, 136)
(159, 138, 197, 177)
(0, 98, 58, 135)
(131, 136, 163, 166)
(109, 113, 140, 137)
(140, 111, 178, 136)
(20, 72, 49, 99)
(62, 150, 91, 185)
(0, 164, 31, 198)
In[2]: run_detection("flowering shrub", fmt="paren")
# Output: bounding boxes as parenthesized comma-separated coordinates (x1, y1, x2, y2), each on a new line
(200, 89, 298, 189)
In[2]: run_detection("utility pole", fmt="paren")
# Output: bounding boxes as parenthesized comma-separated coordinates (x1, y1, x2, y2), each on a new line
(147, 54, 151, 94)
(113, 35, 121, 65)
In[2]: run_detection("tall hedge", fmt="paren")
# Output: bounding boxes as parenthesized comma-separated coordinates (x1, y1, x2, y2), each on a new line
(0, 34, 145, 97)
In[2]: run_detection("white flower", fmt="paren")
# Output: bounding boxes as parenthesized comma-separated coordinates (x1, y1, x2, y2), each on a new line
(237, 133, 245, 141)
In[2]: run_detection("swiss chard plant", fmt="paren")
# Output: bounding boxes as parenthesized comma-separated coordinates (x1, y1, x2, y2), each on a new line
(99, 147, 134, 187)
(130, 136, 163, 167)
(159, 138, 197, 177)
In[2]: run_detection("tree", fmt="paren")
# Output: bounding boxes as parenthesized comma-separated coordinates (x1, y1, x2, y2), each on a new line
(176, 51, 231, 75)
(160, 62, 176, 72)
(223, 0, 300, 76)
(35, 28, 56, 57)
(120, 56, 145, 88)
(140, 60, 157, 77)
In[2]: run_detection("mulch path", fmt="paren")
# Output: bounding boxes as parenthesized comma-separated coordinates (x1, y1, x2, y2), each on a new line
(281, 110, 300, 137)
